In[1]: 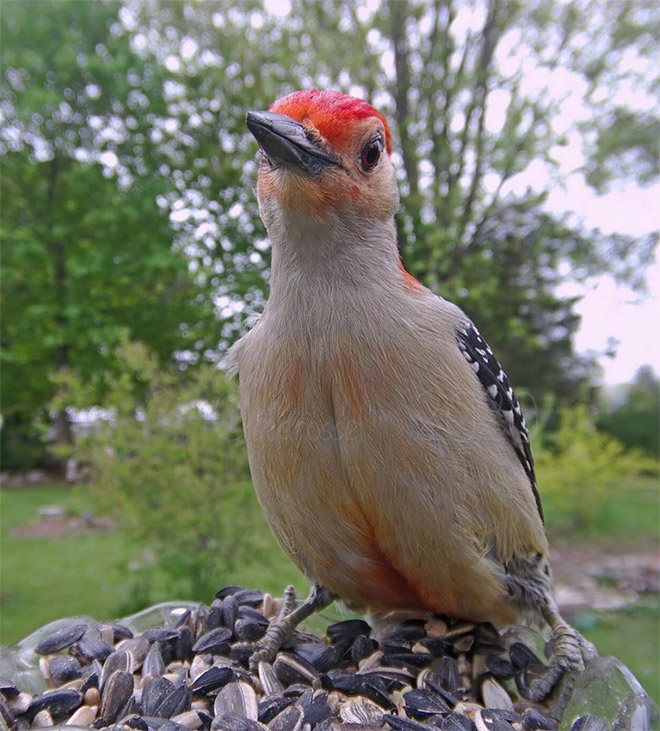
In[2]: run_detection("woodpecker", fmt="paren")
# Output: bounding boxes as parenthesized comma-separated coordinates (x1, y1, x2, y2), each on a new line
(233, 89, 593, 708)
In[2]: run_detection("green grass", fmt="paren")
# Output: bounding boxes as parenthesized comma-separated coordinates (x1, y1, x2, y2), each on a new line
(0, 483, 314, 644)
(1, 479, 658, 702)
(543, 475, 659, 545)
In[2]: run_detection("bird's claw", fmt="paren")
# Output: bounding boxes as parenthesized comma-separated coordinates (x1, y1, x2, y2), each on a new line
(518, 622, 596, 721)
(248, 584, 298, 671)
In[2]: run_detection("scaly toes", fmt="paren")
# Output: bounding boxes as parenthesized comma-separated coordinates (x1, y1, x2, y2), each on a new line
(248, 644, 277, 671)
(522, 624, 590, 702)
(549, 624, 585, 672)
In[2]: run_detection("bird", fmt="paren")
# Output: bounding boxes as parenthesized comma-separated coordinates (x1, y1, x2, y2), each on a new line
(232, 89, 593, 711)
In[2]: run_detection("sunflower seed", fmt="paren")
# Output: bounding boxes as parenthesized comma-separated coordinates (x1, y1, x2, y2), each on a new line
(273, 653, 320, 687)
(326, 620, 371, 644)
(99, 671, 134, 723)
(213, 682, 258, 721)
(481, 678, 513, 710)
(101, 651, 132, 688)
(441, 713, 478, 730)
(193, 628, 232, 656)
(48, 656, 82, 686)
(73, 630, 114, 663)
(258, 663, 285, 697)
(35, 623, 88, 655)
(521, 708, 557, 730)
(293, 643, 337, 673)
(210, 711, 262, 731)
(190, 666, 235, 696)
(65, 704, 98, 726)
(267, 704, 304, 731)
(339, 695, 384, 724)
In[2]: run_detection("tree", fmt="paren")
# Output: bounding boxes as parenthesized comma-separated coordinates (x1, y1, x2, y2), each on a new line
(597, 366, 660, 459)
(0, 1, 216, 465)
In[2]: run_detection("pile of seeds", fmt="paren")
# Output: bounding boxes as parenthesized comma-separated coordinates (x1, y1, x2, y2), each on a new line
(0, 586, 608, 731)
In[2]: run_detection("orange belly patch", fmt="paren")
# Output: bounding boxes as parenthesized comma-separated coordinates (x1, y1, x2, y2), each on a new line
(350, 500, 431, 611)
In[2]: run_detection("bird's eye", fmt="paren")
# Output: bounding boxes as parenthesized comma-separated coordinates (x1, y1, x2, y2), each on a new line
(360, 138, 382, 171)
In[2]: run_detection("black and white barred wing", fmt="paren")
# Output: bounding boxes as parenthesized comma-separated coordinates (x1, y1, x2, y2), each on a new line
(456, 322, 544, 522)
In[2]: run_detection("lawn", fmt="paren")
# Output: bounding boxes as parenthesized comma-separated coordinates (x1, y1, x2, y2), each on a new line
(0, 483, 308, 644)
(1, 479, 658, 703)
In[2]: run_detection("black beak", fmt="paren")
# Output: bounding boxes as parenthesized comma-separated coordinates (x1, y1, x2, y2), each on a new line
(246, 110, 339, 177)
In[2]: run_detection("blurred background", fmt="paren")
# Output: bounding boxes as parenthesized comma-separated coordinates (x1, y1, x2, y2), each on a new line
(0, 0, 658, 700)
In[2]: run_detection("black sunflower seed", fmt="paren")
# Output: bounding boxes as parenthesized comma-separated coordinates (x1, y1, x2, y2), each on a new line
(441, 713, 478, 730)
(35, 622, 88, 655)
(299, 689, 332, 725)
(403, 688, 450, 719)
(48, 655, 82, 685)
(142, 677, 175, 717)
(213, 586, 244, 600)
(326, 619, 371, 643)
(100, 650, 132, 689)
(192, 628, 232, 655)
(210, 711, 262, 731)
(221, 596, 238, 631)
(27, 689, 83, 720)
(74, 629, 114, 662)
(351, 635, 378, 665)
(510, 642, 542, 669)
(293, 642, 337, 673)
(190, 666, 235, 695)
(234, 618, 267, 643)
(143, 628, 180, 644)
(258, 695, 296, 724)
(0, 678, 19, 700)
(232, 589, 264, 607)
(143, 642, 166, 678)
(384, 716, 435, 731)
(273, 653, 320, 686)
(522, 708, 558, 730)
(155, 684, 192, 718)
(99, 670, 134, 723)
(267, 703, 304, 730)
(570, 716, 609, 731)
(99, 622, 134, 643)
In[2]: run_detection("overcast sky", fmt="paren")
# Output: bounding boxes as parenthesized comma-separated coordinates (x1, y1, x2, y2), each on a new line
(553, 182, 659, 386)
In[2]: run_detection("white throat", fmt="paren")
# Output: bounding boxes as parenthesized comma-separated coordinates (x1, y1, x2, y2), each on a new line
(265, 207, 401, 304)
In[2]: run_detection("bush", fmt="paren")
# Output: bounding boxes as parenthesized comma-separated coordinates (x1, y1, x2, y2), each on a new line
(535, 404, 658, 535)
(596, 366, 660, 460)
(54, 341, 256, 598)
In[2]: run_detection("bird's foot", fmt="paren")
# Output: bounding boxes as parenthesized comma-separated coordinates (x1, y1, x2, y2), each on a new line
(520, 610, 598, 720)
(248, 582, 333, 671)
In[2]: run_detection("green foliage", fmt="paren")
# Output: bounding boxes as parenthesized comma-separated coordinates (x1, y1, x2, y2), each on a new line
(597, 366, 660, 459)
(0, 0, 217, 458)
(58, 341, 254, 598)
(536, 405, 658, 535)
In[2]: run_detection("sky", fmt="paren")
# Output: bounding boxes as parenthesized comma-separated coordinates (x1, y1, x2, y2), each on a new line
(463, 4, 659, 387)
(551, 182, 659, 386)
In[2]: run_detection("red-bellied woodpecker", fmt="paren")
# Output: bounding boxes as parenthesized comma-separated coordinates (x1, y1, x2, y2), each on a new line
(233, 89, 594, 710)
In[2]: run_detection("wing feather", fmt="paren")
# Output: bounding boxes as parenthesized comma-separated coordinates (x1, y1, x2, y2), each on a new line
(456, 322, 544, 523)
